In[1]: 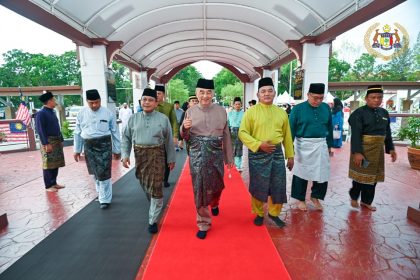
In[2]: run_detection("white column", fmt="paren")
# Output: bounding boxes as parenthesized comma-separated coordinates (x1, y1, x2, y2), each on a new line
(301, 43, 330, 99)
(262, 69, 279, 85)
(244, 82, 257, 108)
(79, 45, 109, 108)
(132, 71, 148, 112)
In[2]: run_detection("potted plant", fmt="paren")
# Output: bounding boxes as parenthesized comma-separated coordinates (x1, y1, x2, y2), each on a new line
(0, 131, 6, 142)
(398, 117, 420, 170)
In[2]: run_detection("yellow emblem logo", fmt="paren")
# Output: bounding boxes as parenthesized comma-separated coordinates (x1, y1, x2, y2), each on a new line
(364, 23, 409, 61)
(15, 123, 23, 130)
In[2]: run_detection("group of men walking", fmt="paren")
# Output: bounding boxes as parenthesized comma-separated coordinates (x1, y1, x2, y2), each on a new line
(36, 77, 396, 240)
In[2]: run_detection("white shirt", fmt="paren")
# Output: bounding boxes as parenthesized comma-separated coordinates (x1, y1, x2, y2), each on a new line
(119, 107, 133, 126)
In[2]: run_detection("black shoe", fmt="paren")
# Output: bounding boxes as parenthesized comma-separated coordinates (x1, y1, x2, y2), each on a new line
(268, 214, 286, 228)
(100, 203, 110, 209)
(164, 182, 170, 188)
(254, 215, 264, 226)
(196, 230, 207, 239)
(211, 206, 219, 216)
(148, 223, 158, 234)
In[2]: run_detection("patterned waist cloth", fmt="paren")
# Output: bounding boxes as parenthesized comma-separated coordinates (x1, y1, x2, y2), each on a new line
(83, 135, 112, 181)
(349, 135, 386, 185)
(41, 135, 65, 169)
(189, 135, 224, 208)
(133, 143, 165, 199)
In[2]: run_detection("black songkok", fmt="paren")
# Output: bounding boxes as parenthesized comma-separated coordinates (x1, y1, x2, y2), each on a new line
(233, 97, 242, 103)
(366, 85, 384, 96)
(309, 83, 325, 94)
(155, 85, 165, 93)
(39, 91, 54, 103)
(86, 89, 101, 100)
(196, 78, 214, 90)
(258, 77, 274, 89)
(142, 88, 157, 100)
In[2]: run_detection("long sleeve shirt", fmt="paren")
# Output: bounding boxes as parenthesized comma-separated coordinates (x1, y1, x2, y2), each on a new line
(119, 107, 133, 126)
(289, 101, 333, 148)
(175, 108, 184, 123)
(156, 101, 179, 138)
(348, 105, 394, 154)
(228, 110, 244, 128)
(238, 103, 294, 158)
(332, 111, 344, 131)
(35, 106, 62, 145)
(73, 106, 121, 154)
(121, 111, 176, 163)
(180, 103, 233, 164)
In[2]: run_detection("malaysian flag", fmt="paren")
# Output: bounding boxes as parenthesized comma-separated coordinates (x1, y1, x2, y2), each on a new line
(0, 121, 28, 143)
(15, 87, 31, 126)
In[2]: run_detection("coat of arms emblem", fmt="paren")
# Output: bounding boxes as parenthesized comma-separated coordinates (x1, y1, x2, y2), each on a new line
(364, 23, 409, 61)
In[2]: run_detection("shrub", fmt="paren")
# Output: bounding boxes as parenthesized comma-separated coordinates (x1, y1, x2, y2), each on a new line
(398, 117, 420, 148)
(62, 120, 74, 139)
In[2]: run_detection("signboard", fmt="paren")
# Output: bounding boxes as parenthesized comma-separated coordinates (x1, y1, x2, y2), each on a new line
(293, 68, 304, 100)
(106, 69, 117, 103)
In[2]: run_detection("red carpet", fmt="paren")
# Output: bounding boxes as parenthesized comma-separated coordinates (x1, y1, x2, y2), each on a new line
(140, 161, 291, 280)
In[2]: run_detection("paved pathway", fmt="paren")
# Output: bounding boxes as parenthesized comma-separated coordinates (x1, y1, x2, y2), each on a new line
(0, 146, 130, 273)
(264, 145, 420, 279)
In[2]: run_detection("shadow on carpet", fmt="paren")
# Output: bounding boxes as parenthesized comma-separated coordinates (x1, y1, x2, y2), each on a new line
(0, 151, 187, 280)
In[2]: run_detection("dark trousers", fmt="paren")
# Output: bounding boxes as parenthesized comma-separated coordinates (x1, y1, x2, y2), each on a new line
(43, 168, 58, 188)
(349, 180, 377, 205)
(291, 175, 328, 201)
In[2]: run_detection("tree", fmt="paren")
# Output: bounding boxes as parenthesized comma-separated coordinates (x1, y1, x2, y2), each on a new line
(172, 65, 203, 96)
(0, 49, 80, 87)
(166, 79, 189, 104)
(111, 61, 132, 105)
(220, 82, 243, 106)
(328, 52, 351, 82)
(411, 32, 420, 81)
(374, 41, 413, 81)
(348, 53, 376, 81)
(328, 52, 353, 100)
(278, 60, 298, 95)
(0, 49, 81, 107)
(213, 68, 240, 101)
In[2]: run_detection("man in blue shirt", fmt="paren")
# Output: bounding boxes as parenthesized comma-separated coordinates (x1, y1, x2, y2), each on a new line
(228, 97, 244, 171)
(35, 91, 65, 192)
(73, 89, 121, 209)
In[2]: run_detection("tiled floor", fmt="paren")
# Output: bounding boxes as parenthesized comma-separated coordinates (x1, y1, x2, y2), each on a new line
(0, 143, 419, 279)
(263, 145, 420, 280)
(0, 147, 131, 273)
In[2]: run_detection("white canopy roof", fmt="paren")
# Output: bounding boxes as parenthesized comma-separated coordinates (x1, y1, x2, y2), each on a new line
(1, 0, 405, 81)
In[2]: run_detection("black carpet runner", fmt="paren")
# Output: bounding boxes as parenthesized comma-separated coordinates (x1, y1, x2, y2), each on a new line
(0, 150, 187, 280)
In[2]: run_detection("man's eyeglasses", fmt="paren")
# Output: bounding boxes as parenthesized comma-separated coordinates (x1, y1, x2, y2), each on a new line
(309, 94, 324, 101)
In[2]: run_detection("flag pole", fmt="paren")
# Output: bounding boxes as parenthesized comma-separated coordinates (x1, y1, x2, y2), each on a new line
(19, 86, 30, 149)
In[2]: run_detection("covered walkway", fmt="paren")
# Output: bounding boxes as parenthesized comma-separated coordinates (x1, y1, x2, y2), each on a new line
(0, 143, 419, 278)
(0, 0, 407, 103)
(0, 1, 418, 278)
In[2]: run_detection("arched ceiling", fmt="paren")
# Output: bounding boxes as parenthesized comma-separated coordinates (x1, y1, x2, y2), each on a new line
(1, 0, 405, 82)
